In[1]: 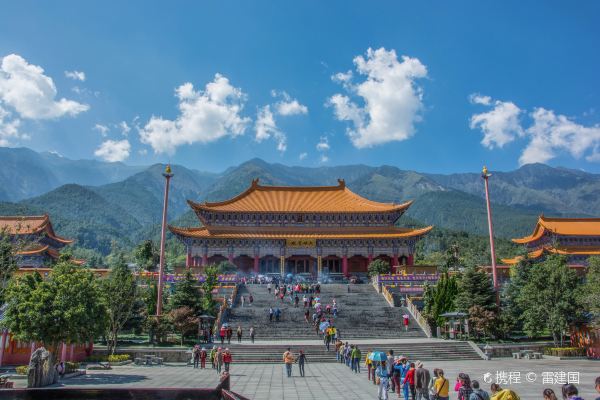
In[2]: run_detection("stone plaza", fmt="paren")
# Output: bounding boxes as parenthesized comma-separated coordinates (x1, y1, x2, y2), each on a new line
(12, 355, 599, 399)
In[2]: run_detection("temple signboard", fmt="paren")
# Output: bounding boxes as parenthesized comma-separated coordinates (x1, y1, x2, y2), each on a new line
(286, 238, 316, 248)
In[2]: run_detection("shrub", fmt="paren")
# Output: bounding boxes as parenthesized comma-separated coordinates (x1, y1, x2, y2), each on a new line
(107, 354, 130, 363)
(15, 365, 28, 375)
(65, 362, 80, 373)
(544, 347, 585, 357)
(86, 355, 106, 362)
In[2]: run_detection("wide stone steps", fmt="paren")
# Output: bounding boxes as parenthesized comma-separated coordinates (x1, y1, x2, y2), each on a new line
(210, 342, 482, 363)
(224, 283, 425, 340)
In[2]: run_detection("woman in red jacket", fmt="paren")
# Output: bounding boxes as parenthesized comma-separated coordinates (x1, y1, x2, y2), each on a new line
(223, 348, 232, 372)
(403, 362, 416, 400)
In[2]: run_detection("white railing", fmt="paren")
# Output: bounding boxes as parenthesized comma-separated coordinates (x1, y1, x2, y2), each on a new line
(405, 296, 432, 338)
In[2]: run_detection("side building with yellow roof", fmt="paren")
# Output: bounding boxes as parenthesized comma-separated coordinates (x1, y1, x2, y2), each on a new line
(169, 178, 432, 277)
(502, 215, 600, 267)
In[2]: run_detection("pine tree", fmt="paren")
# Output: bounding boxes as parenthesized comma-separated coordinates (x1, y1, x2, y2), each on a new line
(169, 270, 202, 314)
(502, 255, 535, 331)
(423, 272, 458, 327)
(581, 256, 600, 327)
(455, 265, 496, 313)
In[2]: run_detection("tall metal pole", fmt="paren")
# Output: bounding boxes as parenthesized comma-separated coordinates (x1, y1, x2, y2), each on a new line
(482, 166, 499, 305)
(156, 164, 174, 316)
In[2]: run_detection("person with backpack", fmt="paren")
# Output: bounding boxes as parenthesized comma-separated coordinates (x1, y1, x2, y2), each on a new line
(351, 345, 361, 373)
(433, 368, 449, 400)
(236, 325, 243, 343)
(403, 362, 417, 400)
(470, 380, 490, 400)
(192, 345, 200, 369)
(458, 373, 474, 400)
(415, 361, 431, 400)
(210, 345, 217, 369)
(376, 361, 389, 400)
(222, 348, 232, 372)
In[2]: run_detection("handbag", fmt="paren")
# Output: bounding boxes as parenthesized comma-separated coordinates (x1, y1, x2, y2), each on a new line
(431, 378, 446, 400)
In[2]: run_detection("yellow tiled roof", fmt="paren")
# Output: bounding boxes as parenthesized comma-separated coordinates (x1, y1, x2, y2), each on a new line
(0, 214, 73, 244)
(513, 216, 600, 244)
(169, 225, 433, 240)
(190, 179, 411, 213)
(501, 246, 600, 265)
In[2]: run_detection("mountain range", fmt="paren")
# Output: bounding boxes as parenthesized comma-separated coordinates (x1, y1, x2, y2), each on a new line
(1, 147, 599, 257)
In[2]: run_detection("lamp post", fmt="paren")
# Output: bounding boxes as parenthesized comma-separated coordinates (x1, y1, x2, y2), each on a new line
(156, 164, 174, 316)
(482, 166, 499, 306)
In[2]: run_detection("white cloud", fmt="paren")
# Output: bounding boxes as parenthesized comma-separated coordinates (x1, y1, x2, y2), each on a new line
(328, 47, 428, 148)
(316, 136, 330, 152)
(94, 139, 131, 162)
(520, 108, 600, 165)
(469, 94, 523, 148)
(272, 91, 308, 116)
(118, 121, 131, 136)
(320, 154, 329, 163)
(469, 95, 600, 165)
(298, 152, 307, 160)
(0, 54, 89, 120)
(0, 106, 23, 146)
(254, 105, 286, 152)
(93, 123, 109, 137)
(139, 73, 250, 155)
(64, 70, 86, 82)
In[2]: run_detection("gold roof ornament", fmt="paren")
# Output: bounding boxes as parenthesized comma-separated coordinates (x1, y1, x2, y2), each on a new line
(165, 164, 172, 175)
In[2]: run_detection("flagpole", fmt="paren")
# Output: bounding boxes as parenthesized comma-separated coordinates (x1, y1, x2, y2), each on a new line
(482, 166, 499, 306)
(156, 164, 173, 316)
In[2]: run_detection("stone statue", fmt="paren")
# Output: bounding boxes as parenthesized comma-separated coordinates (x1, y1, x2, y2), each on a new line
(27, 347, 58, 388)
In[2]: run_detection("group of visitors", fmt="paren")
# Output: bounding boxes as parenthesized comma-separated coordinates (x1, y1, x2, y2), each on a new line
(282, 347, 307, 377)
(191, 345, 233, 375)
(336, 341, 362, 373)
(239, 294, 253, 307)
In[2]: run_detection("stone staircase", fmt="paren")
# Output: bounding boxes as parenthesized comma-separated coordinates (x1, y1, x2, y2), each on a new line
(205, 341, 482, 363)
(224, 283, 425, 340)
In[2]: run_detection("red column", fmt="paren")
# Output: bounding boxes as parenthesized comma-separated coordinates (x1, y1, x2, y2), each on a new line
(342, 256, 348, 277)
(393, 255, 399, 274)
(30, 341, 36, 357)
(69, 344, 74, 361)
(61, 342, 67, 361)
(408, 254, 414, 265)
(368, 254, 373, 265)
(202, 254, 208, 266)
(186, 251, 192, 268)
(254, 255, 259, 274)
(228, 254, 234, 265)
(0, 330, 8, 367)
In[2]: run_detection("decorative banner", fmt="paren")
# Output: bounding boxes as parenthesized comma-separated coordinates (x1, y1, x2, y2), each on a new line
(286, 238, 316, 248)
(379, 274, 439, 283)
(136, 273, 238, 283)
(396, 287, 426, 293)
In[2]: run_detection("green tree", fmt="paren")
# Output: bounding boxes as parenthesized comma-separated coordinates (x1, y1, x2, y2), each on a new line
(0, 233, 18, 302)
(2, 261, 107, 356)
(168, 306, 199, 346)
(134, 240, 159, 271)
(101, 253, 137, 354)
(423, 272, 459, 328)
(201, 264, 219, 315)
(367, 259, 391, 277)
(581, 256, 600, 327)
(169, 270, 202, 314)
(502, 255, 535, 331)
(455, 265, 496, 313)
(520, 255, 582, 345)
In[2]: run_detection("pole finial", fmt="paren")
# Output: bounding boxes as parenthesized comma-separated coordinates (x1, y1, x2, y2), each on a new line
(165, 164, 172, 175)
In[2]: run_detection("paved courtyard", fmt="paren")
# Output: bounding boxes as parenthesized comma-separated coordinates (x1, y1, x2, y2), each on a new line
(11, 358, 600, 399)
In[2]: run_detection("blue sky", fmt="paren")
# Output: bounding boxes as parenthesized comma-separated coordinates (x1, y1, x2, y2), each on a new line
(0, 1, 599, 173)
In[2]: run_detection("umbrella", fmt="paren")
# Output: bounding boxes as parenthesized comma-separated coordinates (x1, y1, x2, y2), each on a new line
(369, 351, 387, 362)
(198, 314, 216, 320)
(319, 321, 330, 332)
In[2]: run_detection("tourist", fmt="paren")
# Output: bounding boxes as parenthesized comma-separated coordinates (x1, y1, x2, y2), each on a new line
(303, 295, 308, 308)
(595, 376, 600, 399)
(470, 380, 489, 400)
(226, 326, 233, 344)
(403, 314, 410, 331)
(365, 350, 373, 381)
(325, 329, 332, 351)
(398, 357, 410, 399)
(433, 368, 449, 400)
(304, 309, 310, 323)
(249, 326, 255, 343)
(275, 307, 281, 321)
(210, 345, 217, 369)
(561, 384, 584, 400)
(269, 307, 274, 322)
(283, 347, 295, 377)
(223, 348, 232, 372)
(267, 282, 272, 294)
(333, 303, 338, 317)
(219, 325, 226, 344)
(249, 294, 253, 306)
(376, 360, 389, 400)
(192, 344, 200, 368)
(403, 362, 416, 400)
(415, 361, 431, 400)
(351, 345, 361, 373)
(241, 295, 245, 307)
(298, 349, 307, 377)
(294, 294, 299, 307)
(236, 325, 243, 343)
(457, 373, 473, 400)
(335, 340, 343, 362)
(200, 347, 207, 369)
(489, 383, 519, 400)
(386, 350, 395, 392)
(543, 388, 559, 400)
(216, 347, 223, 374)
